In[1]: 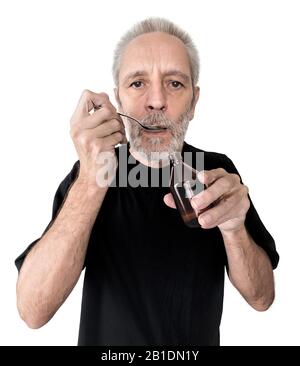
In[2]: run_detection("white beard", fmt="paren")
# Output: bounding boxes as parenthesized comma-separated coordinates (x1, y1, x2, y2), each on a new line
(127, 110, 190, 161)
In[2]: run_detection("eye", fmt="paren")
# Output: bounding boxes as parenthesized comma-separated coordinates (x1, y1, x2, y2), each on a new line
(169, 80, 184, 89)
(130, 81, 144, 89)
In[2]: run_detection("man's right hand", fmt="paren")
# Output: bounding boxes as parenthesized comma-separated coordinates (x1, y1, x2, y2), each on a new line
(70, 90, 126, 188)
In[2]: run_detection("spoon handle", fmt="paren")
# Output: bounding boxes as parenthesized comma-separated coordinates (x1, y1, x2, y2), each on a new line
(117, 112, 142, 126)
(93, 103, 165, 131)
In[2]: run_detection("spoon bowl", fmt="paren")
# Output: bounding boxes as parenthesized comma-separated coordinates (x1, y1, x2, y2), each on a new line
(117, 113, 167, 132)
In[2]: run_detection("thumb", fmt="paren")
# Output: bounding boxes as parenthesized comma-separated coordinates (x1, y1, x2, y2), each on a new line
(163, 193, 177, 209)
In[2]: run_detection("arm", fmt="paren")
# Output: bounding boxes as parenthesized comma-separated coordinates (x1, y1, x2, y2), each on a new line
(221, 225, 274, 311)
(193, 168, 276, 311)
(16, 90, 126, 328)
(164, 166, 276, 311)
(16, 178, 107, 328)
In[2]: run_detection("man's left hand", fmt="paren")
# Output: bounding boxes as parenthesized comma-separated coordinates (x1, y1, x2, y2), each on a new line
(164, 168, 250, 232)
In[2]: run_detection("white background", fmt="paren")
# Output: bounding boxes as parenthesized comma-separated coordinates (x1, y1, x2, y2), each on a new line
(0, 0, 299, 346)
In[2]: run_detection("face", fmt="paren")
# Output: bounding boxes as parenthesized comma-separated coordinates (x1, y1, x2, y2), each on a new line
(115, 32, 200, 159)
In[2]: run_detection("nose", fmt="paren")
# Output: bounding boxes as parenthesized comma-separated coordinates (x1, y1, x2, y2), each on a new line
(145, 83, 167, 112)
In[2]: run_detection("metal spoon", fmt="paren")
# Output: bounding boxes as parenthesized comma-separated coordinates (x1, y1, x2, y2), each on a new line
(117, 112, 167, 132)
(92, 103, 167, 132)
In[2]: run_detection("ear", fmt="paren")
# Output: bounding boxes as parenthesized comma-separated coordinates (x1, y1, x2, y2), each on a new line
(114, 87, 122, 111)
(188, 86, 200, 121)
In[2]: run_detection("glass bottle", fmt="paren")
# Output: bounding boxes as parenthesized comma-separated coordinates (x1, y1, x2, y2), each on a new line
(169, 152, 209, 228)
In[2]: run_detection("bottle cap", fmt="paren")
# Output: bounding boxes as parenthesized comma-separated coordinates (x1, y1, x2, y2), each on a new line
(169, 151, 182, 165)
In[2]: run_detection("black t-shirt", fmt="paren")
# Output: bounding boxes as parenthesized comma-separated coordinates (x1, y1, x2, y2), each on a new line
(15, 142, 279, 346)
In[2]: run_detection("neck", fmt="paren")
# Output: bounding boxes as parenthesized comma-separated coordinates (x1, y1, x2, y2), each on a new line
(128, 148, 169, 168)
(129, 142, 184, 168)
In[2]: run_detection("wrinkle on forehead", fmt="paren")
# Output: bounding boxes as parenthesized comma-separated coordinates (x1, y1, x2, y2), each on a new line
(119, 32, 191, 81)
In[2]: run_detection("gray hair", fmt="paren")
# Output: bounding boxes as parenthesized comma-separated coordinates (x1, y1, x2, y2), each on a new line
(112, 17, 200, 88)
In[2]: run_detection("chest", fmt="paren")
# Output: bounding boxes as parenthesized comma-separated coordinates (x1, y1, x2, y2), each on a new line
(94, 187, 225, 271)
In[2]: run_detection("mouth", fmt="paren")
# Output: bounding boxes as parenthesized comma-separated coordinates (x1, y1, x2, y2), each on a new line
(142, 128, 169, 135)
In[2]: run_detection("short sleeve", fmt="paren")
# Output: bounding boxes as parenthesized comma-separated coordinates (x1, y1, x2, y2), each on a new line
(14, 160, 80, 271)
(221, 155, 279, 269)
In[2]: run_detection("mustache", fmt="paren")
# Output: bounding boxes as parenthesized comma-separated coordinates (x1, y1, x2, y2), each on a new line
(140, 112, 174, 129)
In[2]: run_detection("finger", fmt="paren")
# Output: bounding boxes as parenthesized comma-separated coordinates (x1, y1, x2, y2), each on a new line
(97, 118, 126, 137)
(75, 90, 112, 117)
(198, 188, 245, 228)
(84, 107, 120, 129)
(92, 108, 125, 129)
(191, 173, 240, 212)
(121, 132, 128, 144)
(198, 168, 228, 187)
(76, 119, 126, 150)
(102, 131, 125, 149)
(163, 193, 176, 209)
(115, 114, 127, 131)
(80, 119, 124, 140)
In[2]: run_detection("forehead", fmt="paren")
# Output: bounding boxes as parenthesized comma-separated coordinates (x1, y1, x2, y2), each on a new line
(119, 32, 191, 79)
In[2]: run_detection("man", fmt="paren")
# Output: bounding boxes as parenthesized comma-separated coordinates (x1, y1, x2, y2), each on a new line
(15, 17, 279, 346)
